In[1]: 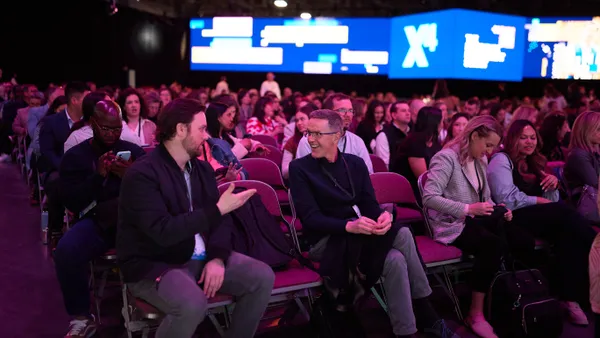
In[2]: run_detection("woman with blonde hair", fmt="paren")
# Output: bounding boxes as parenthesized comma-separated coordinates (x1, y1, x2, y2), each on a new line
(423, 116, 532, 338)
(564, 111, 600, 202)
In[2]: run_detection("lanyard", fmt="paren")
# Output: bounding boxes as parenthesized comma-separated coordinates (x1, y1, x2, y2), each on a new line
(340, 134, 347, 153)
(320, 154, 355, 199)
(474, 160, 484, 202)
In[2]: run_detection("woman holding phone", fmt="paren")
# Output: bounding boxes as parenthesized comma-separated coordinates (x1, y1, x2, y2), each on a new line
(422, 116, 533, 338)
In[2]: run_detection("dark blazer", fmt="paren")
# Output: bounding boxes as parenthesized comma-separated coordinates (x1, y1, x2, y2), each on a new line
(117, 143, 230, 283)
(289, 152, 401, 291)
(39, 110, 71, 173)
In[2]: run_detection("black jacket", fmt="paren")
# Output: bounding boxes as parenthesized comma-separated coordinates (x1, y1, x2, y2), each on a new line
(117, 143, 230, 283)
(289, 152, 401, 292)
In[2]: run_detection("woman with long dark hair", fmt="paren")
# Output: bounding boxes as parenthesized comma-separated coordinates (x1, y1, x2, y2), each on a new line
(245, 96, 284, 137)
(487, 119, 595, 326)
(539, 113, 570, 161)
(206, 101, 267, 160)
(281, 104, 315, 178)
(391, 106, 443, 201)
(444, 113, 469, 144)
(355, 99, 385, 153)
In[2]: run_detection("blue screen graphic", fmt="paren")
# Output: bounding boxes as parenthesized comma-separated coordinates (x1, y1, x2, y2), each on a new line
(189, 17, 391, 75)
(523, 17, 600, 79)
(388, 9, 526, 81)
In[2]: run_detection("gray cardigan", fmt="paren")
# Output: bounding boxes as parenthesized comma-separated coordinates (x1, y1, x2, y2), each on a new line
(422, 148, 494, 244)
(487, 152, 558, 211)
(564, 147, 600, 193)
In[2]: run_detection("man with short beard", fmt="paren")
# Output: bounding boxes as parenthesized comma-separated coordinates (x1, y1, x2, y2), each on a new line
(117, 98, 275, 338)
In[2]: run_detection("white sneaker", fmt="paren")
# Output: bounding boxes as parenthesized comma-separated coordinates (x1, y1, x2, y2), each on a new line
(563, 301, 589, 326)
(65, 316, 97, 338)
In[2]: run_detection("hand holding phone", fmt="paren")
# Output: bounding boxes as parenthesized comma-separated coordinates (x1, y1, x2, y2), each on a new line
(116, 151, 131, 161)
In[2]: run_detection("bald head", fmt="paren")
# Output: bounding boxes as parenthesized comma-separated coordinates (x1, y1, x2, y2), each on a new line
(94, 99, 122, 121)
(91, 99, 123, 147)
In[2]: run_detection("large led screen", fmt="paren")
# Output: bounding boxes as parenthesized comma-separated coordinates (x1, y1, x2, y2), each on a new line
(189, 17, 391, 75)
(523, 17, 600, 79)
(388, 9, 526, 81)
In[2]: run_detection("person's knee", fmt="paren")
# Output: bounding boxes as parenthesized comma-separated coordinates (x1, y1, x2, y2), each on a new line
(384, 249, 408, 275)
(394, 226, 415, 248)
(245, 259, 275, 292)
(53, 237, 79, 266)
(178, 294, 207, 321)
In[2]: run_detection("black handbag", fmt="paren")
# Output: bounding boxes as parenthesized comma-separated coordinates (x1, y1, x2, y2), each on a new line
(487, 268, 563, 338)
(482, 207, 563, 338)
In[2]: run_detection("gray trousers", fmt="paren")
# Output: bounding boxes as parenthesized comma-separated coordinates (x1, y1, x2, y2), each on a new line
(310, 227, 431, 336)
(128, 252, 275, 338)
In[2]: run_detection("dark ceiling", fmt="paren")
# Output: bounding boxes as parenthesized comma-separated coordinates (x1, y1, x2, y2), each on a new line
(116, 0, 600, 19)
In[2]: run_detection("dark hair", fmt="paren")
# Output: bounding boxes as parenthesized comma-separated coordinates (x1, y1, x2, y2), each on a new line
(363, 100, 385, 130)
(156, 98, 206, 143)
(70, 91, 108, 133)
(238, 90, 249, 106)
(65, 81, 89, 103)
(446, 113, 470, 142)
(205, 102, 235, 146)
(539, 113, 568, 157)
(503, 119, 547, 183)
(323, 92, 351, 110)
(117, 88, 148, 122)
(489, 103, 504, 121)
(253, 96, 274, 124)
(465, 98, 480, 107)
(42, 96, 67, 122)
(390, 100, 410, 114)
(414, 106, 443, 142)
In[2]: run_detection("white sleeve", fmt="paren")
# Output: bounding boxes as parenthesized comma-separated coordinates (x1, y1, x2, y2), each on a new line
(281, 150, 294, 179)
(64, 134, 77, 153)
(295, 136, 311, 159)
(283, 122, 295, 145)
(374, 132, 390, 169)
(353, 137, 373, 174)
(230, 136, 250, 159)
(260, 82, 268, 97)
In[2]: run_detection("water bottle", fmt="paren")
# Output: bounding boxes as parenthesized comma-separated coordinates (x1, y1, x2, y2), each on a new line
(41, 211, 49, 245)
(191, 234, 206, 261)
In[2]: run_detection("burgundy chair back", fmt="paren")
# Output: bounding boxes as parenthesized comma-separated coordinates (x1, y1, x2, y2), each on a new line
(218, 180, 282, 218)
(239, 158, 286, 189)
(369, 154, 388, 173)
(251, 134, 279, 148)
(370, 172, 417, 205)
(247, 145, 283, 168)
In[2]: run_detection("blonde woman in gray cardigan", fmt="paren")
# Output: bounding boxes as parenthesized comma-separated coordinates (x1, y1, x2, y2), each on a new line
(422, 116, 530, 338)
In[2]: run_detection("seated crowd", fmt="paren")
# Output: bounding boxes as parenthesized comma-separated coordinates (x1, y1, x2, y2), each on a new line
(2, 76, 600, 338)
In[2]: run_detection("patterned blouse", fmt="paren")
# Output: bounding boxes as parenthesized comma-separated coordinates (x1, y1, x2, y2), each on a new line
(245, 116, 277, 136)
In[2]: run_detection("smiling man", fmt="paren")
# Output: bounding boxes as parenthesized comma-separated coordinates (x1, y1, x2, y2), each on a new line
(289, 109, 457, 338)
(295, 92, 373, 173)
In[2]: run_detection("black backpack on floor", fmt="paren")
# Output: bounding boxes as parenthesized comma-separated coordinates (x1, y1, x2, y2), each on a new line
(486, 268, 563, 338)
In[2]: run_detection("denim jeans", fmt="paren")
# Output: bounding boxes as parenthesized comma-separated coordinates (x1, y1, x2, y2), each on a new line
(54, 218, 110, 317)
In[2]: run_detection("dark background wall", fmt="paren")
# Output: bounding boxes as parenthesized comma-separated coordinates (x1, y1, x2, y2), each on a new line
(0, 0, 596, 99)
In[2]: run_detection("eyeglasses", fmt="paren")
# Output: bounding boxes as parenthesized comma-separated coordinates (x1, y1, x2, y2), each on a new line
(336, 108, 355, 115)
(93, 120, 122, 133)
(305, 131, 338, 139)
